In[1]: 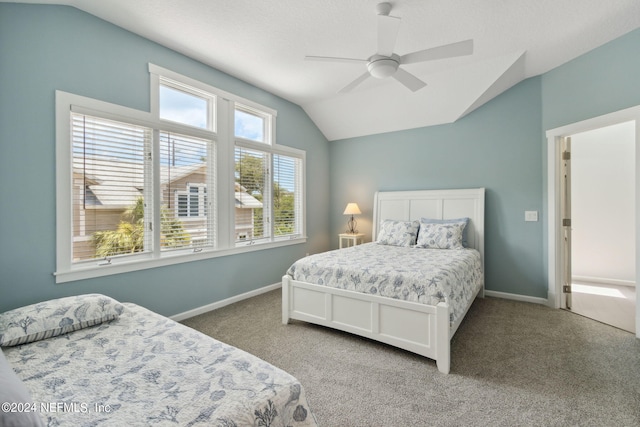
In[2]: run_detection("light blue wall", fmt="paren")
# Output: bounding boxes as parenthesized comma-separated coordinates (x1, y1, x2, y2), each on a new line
(0, 4, 330, 315)
(329, 78, 546, 298)
(540, 28, 640, 282)
(329, 27, 640, 300)
(541, 28, 640, 132)
(1, 3, 638, 312)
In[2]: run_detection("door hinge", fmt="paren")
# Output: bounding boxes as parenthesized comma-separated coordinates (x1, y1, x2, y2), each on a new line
(562, 151, 571, 160)
(563, 285, 571, 293)
(562, 218, 571, 227)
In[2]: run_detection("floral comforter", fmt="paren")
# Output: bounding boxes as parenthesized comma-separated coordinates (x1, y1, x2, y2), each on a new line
(287, 242, 483, 325)
(3, 303, 317, 427)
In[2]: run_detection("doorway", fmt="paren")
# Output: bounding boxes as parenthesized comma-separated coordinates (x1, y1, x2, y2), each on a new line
(566, 122, 636, 332)
(547, 105, 640, 338)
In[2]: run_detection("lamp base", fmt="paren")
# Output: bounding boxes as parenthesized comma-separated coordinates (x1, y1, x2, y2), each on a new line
(346, 216, 358, 234)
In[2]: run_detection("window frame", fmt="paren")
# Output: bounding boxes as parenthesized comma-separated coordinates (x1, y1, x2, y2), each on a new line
(55, 65, 306, 284)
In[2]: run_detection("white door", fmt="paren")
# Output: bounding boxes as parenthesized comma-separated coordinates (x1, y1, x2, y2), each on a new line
(563, 122, 636, 333)
(548, 106, 640, 339)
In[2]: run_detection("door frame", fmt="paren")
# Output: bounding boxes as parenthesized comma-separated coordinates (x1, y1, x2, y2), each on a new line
(546, 105, 640, 338)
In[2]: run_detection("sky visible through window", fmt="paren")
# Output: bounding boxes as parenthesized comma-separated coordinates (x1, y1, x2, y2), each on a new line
(159, 85, 265, 143)
(235, 109, 264, 142)
(160, 85, 208, 129)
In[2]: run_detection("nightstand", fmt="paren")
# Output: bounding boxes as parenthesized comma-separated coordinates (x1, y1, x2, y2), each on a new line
(339, 233, 364, 249)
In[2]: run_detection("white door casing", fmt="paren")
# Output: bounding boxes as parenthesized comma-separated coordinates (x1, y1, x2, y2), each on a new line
(546, 105, 640, 339)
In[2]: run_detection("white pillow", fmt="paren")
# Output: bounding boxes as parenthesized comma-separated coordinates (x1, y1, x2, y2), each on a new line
(415, 220, 467, 249)
(376, 219, 420, 247)
(0, 294, 124, 347)
(419, 217, 470, 247)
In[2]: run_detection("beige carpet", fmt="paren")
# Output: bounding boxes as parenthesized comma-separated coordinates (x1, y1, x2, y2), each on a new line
(182, 289, 640, 426)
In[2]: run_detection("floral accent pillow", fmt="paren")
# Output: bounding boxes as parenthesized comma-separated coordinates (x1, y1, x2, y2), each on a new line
(415, 220, 467, 249)
(0, 294, 124, 347)
(376, 219, 420, 247)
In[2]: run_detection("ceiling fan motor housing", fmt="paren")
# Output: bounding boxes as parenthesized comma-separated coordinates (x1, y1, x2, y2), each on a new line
(367, 54, 400, 78)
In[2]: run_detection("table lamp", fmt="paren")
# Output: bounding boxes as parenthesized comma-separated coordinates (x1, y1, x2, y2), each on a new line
(343, 203, 361, 234)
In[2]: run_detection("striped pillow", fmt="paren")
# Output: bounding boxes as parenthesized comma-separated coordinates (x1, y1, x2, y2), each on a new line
(0, 294, 124, 347)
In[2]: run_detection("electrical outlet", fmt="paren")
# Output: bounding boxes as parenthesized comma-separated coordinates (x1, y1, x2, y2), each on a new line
(525, 211, 538, 222)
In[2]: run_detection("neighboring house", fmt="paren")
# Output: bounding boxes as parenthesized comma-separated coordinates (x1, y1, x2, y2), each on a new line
(72, 158, 262, 261)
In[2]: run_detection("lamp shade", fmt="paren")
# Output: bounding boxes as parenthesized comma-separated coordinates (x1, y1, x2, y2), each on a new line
(343, 203, 361, 215)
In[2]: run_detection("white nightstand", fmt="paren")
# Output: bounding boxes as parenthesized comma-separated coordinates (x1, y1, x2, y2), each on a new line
(339, 233, 364, 249)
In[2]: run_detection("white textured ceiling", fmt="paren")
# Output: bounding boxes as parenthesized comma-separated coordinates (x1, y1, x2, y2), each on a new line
(9, 0, 640, 140)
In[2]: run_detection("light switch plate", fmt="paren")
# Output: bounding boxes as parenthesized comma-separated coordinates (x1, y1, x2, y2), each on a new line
(525, 211, 538, 222)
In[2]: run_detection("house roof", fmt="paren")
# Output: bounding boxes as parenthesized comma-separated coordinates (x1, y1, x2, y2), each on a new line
(74, 157, 261, 209)
(9, 0, 640, 141)
(234, 182, 263, 209)
(235, 192, 263, 209)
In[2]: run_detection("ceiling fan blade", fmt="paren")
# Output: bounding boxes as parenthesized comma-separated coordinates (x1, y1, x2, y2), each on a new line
(305, 55, 367, 64)
(338, 72, 371, 94)
(377, 14, 401, 57)
(392, 68, 427, 92)
(400, 39, 474, 64)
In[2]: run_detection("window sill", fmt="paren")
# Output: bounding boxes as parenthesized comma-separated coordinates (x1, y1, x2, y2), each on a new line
(54, 237, 307, 284)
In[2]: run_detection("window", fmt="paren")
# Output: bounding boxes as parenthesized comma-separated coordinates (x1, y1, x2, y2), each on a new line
(71, 113, 152, 262)
(273, 154, 303, 238)
(159, 80, 214, 130)
(176, 184, 207, 218)
(235, 104, 268, 143)
(68, 111, 215, 265)
(55, 64, 305, 283)
(234, 147, 267, 242)
(234, 103, 304, 245)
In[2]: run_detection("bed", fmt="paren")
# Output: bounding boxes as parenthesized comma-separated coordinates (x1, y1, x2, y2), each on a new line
(0, 294, 317, 426)
(282, 188, 485, 374)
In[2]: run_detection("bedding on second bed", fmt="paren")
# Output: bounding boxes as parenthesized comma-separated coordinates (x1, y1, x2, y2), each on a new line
(2, 298, 316, 427)
(286, 242, 483, 325)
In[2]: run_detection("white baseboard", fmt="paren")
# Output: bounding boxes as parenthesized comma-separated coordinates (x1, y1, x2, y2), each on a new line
(171, 284, 548, 322)
(170, 282, 282, 322)
(484, 290, 548, 306)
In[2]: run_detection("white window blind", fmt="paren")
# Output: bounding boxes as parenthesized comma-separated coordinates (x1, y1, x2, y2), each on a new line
(71, 113, 152, 263)
(160, 131, 215, 251)
(273, 153, 302, 238)
(234, 147, 268, 242)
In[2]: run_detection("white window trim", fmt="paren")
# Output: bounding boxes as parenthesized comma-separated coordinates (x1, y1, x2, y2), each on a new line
(55, 67, 305, 284)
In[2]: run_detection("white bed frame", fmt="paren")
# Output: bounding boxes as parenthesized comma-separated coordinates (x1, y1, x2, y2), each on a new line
(282, 188, 485, 373)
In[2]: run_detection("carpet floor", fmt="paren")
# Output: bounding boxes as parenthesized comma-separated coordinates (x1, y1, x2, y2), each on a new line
(181, 289, 640, 426)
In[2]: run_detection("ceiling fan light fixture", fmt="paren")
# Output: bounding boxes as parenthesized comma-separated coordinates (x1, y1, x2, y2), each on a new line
(367, 57, 399, 78)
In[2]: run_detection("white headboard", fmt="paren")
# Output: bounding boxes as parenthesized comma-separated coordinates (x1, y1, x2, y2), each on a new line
(372, 188, 485, 261)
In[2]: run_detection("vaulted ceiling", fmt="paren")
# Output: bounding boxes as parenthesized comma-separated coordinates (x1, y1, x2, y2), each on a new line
(9, 0, 640, 140)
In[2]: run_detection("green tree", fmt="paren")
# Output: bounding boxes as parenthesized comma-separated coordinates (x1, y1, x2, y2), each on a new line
(93, 197, 190, 257)
(235, 152, 264, 195)
(235, 152, 298, 237)
(273, 183, 295, 235)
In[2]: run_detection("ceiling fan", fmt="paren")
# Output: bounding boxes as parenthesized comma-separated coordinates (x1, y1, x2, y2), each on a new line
(305, 2, 474, 93)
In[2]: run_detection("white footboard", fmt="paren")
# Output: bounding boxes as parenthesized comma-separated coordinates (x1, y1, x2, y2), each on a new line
(282, 275, 451, 374)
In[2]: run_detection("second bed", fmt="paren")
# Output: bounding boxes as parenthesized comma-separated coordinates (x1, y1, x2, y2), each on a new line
(282, 188, 485, 373)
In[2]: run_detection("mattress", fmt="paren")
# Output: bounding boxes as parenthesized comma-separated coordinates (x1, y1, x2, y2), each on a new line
(287, 242, 483, 325)
(3, 302, 317, 427)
